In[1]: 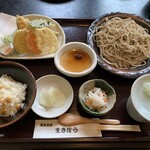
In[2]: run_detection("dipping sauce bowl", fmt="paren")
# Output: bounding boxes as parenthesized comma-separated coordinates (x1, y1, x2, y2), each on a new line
(54, 42, 97, 77)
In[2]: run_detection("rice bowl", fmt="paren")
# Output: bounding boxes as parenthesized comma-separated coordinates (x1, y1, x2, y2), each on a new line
(0, 74, 27, 117)
(0, 61, 36, 128)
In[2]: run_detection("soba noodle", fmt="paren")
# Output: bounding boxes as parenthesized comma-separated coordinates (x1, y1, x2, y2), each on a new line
(93, 17, 150, 69)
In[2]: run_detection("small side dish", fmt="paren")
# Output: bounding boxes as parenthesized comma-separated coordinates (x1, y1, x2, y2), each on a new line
(79, 79, 116, 116)
(126, 74, 150, 122)
(32, 75, 73, 118)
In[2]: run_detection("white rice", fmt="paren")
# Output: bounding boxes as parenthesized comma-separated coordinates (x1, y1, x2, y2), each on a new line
(0, 74, 27, 117)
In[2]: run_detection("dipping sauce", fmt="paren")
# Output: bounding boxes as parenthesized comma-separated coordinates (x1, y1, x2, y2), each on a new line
(60, 49, 92, 72)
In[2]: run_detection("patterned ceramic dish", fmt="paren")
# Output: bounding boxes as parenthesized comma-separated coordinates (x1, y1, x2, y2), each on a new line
(79, 79, 116, 116)
(87, 12, 150, 79)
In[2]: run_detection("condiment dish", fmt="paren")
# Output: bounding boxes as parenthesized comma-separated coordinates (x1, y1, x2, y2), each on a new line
(54, 42, 97, 77)
(32, 74, 74, 118)
(0, 61, 36, 128)
(126, 74, 150, 122)
(79, 79, 116, 116)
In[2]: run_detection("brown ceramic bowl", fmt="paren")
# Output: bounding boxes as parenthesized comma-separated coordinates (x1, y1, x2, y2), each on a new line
(0, 61, 36, 128)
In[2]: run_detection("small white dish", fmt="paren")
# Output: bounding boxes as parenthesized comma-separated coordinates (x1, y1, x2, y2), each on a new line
(54, 42, 97, 77)
(0, 13, 65, 59)
(32, 75, 73, 118)
(126, 74, 150, 122)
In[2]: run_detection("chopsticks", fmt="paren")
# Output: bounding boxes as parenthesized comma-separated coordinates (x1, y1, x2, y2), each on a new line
(95, 124, 141, 132)
(58, 113, 141, 132)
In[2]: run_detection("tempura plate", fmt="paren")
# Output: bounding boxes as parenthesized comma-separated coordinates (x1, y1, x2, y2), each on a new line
(0, 13, 65, 59)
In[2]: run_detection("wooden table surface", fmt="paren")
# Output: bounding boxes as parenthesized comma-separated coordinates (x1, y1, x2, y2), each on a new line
(0, 0, 150, 149)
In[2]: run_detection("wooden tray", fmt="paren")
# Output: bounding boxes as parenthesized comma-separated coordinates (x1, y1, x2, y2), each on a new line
(0, 19, 150, 149)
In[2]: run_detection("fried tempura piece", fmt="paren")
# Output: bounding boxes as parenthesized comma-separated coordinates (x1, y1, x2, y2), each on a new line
(16, 15, 30, 29)
(13, 28, 29, 54)
(26, 29, 41, 54)
(35, 27, 58, 54)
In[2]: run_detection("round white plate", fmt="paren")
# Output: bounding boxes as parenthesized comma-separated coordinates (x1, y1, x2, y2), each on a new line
(0, 14, 66, 59)
(32, 75, 73, 118)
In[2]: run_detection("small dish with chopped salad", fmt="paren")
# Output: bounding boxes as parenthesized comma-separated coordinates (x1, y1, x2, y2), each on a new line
(79, 79, 116, 116)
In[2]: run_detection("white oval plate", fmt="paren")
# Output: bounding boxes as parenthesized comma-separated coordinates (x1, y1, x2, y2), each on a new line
(32, 75, 73, 118)
(0, 14, 66, 59)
